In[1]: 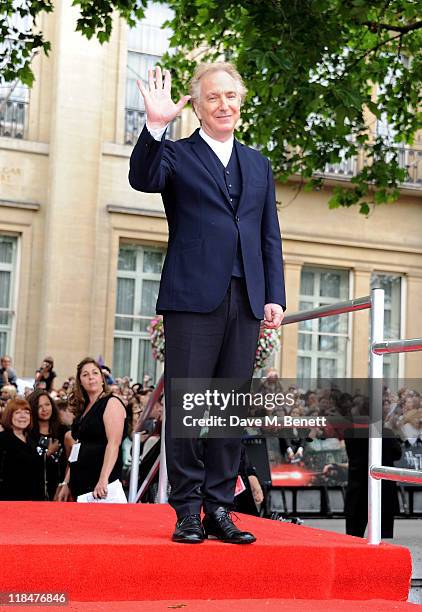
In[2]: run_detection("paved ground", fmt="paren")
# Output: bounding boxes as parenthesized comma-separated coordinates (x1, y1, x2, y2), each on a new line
(304, 518, 422, 604)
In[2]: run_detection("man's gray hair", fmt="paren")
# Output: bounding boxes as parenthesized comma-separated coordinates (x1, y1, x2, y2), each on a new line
(189, 61, 247, 103)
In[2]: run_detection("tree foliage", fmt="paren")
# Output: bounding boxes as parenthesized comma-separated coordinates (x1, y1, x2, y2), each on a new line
(1, 0, 422, 212)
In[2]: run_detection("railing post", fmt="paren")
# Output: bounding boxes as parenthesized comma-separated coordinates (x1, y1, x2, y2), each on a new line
(368, 288, 384, 545)
(156, 396, 168, 503)
(128, 432, 141, 503)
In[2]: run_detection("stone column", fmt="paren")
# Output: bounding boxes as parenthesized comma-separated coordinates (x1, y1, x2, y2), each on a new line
(38, 0, 106, 377)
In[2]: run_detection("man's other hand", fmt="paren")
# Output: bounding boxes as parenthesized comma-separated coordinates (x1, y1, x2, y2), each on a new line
(263, 303, 284, 329)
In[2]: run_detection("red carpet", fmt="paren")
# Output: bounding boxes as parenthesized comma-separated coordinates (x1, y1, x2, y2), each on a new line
(2, 600, 419, 611)
(0, 503, 411, 604)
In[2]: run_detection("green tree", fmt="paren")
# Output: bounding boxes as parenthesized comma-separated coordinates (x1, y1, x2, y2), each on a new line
(1, 0, 421, 213)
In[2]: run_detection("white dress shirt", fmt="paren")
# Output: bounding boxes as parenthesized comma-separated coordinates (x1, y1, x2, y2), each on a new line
(146, 123, 234, 168)
(198, 128, 234, 168)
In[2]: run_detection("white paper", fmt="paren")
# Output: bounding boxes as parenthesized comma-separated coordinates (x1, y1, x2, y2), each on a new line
(68, 442, 81, 463)
(76, 479, 127, 504)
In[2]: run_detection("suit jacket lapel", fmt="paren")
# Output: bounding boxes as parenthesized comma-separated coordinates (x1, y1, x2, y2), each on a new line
(189, 130, 233, 208)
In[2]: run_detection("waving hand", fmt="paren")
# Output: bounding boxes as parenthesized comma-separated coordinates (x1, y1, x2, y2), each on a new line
(137, 66, 191, 130)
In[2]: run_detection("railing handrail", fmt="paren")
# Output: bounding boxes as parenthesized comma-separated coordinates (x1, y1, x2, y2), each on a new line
(372, 338, 422, 355)
(282, 295, 371, 325)
(370, 465, 422, 485)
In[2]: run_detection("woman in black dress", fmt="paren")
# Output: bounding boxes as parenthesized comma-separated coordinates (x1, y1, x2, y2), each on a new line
(0, 398, 44, 500)
(27, 390, 67, 500)
(56, 357, 127, 501)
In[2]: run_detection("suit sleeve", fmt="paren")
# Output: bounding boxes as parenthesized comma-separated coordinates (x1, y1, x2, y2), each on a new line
(261, 159, 286, 310)
(128, 124, 177, 193)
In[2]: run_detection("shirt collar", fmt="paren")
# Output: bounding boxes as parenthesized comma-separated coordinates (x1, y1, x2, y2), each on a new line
(199, 128, 234, 153)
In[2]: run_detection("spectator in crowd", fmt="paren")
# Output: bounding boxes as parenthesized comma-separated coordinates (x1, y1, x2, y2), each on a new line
(304, 390, 318, 413)
(56, 357, 127, 502)
(56, 398, 75, 428)
(399, 408, 422, 446)
(234, 444, 264, 516)
(139, 388, 153, 409)
(121, 398, 144, 485)
(142, 374, 152, 389)
(34, 356, 56, 392)
(0, 398, 44, 500)
(140, 393, 163, 460)
(0, 355, 18, 391)
(0, 385, 18, 424)
(27, 390, 68, 500)
(101, 365, 115, 386)
(256, 367, 284, 397)
(279, 405, 309, 463)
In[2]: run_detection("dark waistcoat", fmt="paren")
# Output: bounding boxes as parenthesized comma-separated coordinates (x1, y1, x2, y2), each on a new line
(213, 145, 244, 277)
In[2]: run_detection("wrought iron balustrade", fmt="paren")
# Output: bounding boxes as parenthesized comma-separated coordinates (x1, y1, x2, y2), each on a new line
(0, 98, 28, 139)
(320, 145, 422, 187)
(124, 108, 180, 145)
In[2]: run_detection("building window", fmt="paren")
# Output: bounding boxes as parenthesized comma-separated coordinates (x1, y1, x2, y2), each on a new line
(0, 11, 30, 139)
(297, 267, 350, 381)
(113, 244, 165, 382)
(370, 273, 402, 379)
(0, 235, 18, 356)
(125, 2, 179, 145)
(0, 82, 29, 139)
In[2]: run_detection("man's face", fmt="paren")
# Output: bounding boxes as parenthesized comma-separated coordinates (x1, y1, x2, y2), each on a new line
(194, 70, 241, 142)
(1, 357, 11, 369)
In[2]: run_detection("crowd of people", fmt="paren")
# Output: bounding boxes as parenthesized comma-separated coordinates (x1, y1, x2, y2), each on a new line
(253, 368, 422, 449)
(0, 354, 420, 537)
(0, 354, 162, 503)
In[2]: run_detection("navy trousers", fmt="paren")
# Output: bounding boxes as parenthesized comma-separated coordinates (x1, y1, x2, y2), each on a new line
(163, 277, 261, 517)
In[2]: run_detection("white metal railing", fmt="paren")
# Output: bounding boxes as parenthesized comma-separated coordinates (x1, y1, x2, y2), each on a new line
(128, 375, 166, 504)
(284, 287, 422, 545)
(367, 289, 422, 543)
(129, 288, 422, 545)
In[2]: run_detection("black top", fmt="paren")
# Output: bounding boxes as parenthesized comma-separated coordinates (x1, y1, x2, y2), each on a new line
(0, 430, 45, 500)
(35, 369, 56, 392)
(29, 425, 68, 500)
(69, 394, 127, 498)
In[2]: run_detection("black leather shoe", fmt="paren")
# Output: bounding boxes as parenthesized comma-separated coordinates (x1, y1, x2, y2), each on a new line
(172, 514, 205, 543)
(203, 507, 256, 544)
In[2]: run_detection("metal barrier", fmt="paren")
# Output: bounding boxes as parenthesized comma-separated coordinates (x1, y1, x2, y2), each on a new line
(367, 290, 422, 544)
(128, 376, 165, 504)
(284, 287, 422, 545)
(128, 288, 422, 546)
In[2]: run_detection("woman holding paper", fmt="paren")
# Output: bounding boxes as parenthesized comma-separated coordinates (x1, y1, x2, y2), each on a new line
(56, 358, 127, 502)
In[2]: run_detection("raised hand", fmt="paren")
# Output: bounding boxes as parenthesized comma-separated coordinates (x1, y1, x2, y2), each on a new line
(137, 66, 191, 130)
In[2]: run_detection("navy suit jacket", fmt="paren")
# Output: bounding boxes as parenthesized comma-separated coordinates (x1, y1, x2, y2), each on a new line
(129, 125, 285, 319)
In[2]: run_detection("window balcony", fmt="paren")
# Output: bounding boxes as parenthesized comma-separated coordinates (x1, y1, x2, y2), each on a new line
(0, 98, 28, 139)
(320, 146, 422, 188)
(124, 108, 180, 146)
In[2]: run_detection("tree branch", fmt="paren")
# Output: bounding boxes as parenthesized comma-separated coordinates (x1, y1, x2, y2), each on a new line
(346, 31, 403, 71)
(363, 20, 422, 34)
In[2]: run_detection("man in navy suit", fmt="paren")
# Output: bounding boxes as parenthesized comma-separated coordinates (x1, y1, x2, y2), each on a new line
(129, 62, 285, 543)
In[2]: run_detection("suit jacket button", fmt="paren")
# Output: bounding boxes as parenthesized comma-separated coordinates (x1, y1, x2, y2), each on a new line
(236, 216, 240, 222)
